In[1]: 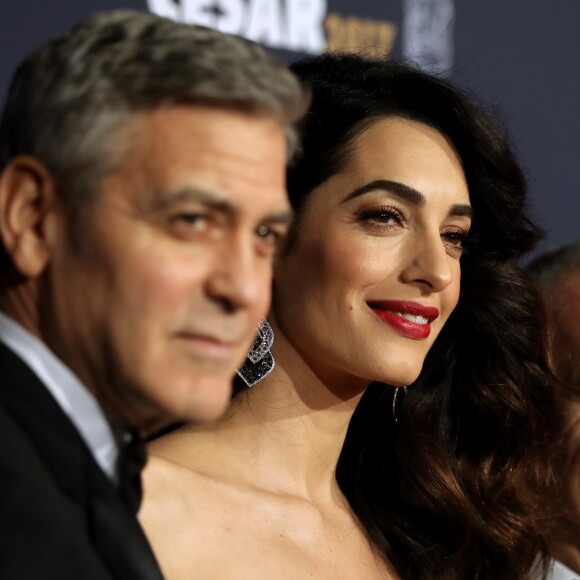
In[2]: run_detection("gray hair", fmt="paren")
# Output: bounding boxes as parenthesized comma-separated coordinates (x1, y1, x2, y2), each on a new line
(527, 241, 580, 288)
(0, 10, 308, 206)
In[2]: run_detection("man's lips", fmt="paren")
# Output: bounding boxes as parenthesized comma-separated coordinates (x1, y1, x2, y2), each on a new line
(367, 300, 439, 340)
(175, 332, 241, 360)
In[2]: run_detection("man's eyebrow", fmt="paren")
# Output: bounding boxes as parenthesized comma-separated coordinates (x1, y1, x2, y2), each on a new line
(343, 179, 426, 206)
(343, 179, 473, 219)
(263, 209, 295, 226)
(151, 186, 294, 224)
(152, 186, 237, 213)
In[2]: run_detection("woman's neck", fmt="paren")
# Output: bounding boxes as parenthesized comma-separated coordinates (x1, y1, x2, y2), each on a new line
(158, 319, 368, 506)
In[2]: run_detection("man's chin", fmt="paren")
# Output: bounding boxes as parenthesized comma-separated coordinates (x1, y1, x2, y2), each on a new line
(111, 372, 234, 433)
(156, 375, 234, 424)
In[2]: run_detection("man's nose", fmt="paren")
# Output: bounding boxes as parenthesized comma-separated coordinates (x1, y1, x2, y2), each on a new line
(205, 234, 271, 314)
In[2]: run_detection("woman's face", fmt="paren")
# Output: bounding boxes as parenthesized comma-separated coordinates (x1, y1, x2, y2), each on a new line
(273, 117, 472, 388)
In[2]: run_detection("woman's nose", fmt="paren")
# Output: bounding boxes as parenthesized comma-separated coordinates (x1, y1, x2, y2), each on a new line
(399, 231, 454, 292)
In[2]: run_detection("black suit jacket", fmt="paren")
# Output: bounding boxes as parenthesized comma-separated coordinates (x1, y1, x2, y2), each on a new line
(0, 342, 164, 579)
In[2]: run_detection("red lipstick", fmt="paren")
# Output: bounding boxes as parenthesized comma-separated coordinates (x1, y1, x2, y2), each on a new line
(367, 300, 439, 340)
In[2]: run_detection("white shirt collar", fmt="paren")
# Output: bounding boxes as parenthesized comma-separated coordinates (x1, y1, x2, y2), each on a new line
(0, 311, 119, 482)
(549, 560, 580, 580)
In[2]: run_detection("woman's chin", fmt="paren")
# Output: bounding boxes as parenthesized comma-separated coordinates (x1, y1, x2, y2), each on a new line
(377, 369, 421, 389)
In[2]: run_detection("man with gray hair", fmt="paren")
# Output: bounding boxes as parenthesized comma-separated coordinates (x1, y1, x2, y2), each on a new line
(0, 10, 306, 579)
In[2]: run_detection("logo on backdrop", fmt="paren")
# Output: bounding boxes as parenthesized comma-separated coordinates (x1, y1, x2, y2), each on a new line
(147, 0, 326, 54)
(146, 0, 452, 65)
(146, 0, 398, 56)
(402, 0, 454, 74)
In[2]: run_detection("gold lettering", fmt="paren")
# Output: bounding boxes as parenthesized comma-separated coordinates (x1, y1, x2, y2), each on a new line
(325, 13, 397, 56)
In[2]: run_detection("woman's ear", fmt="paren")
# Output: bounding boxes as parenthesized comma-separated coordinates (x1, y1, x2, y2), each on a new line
(0, 156, 60, 278)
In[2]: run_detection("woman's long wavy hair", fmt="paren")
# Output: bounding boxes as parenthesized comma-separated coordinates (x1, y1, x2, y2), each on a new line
(286, 54, 562, 580)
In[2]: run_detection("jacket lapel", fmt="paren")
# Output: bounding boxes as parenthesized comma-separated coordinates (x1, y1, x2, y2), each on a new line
(0, 342, 164, 580)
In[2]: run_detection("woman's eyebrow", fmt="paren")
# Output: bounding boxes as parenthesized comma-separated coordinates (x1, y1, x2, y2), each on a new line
(343, 179, 425, 205)
(450, 204, 473, 219)
(343, 179, 473, 219)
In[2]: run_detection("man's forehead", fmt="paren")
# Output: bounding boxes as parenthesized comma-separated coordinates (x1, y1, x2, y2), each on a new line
(108, 107, 289, 213)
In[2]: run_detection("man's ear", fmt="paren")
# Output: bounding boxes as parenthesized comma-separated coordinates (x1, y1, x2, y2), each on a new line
(0, 156, 60, 278)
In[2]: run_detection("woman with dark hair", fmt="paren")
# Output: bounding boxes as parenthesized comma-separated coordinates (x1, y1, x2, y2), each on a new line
(527, 242, 580, 578)
(140, 54, 562, 579)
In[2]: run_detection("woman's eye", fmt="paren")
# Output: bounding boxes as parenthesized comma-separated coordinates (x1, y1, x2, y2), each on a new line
(441, 230, 469, 255)
(358, 207, 404, 227)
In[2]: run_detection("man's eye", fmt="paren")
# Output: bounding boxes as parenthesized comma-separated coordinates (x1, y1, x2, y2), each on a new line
(168, 213, 218, 240)
(174, 214, 209, 231)
(255, 224, 286, 252)
(256, 224, 275, 239)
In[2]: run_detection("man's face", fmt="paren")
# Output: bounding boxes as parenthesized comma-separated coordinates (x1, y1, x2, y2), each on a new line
(43, 106, 291, 430)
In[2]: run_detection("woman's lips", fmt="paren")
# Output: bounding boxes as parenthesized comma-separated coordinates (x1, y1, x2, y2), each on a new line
(367, 300, 439, 340)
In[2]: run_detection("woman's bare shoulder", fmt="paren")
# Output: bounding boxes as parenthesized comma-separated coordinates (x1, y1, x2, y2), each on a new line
(140, 454, 201, 531)
(142, 428, 254, 522)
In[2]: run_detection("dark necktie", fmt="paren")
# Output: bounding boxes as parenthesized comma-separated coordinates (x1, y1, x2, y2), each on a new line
(90, 433, 164, 580)
(116, 431, 147, 514)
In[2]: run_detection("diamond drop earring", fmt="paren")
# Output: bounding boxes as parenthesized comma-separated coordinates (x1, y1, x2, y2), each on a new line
(392, 386, 407, 423)
(236, 320, 275, 387)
